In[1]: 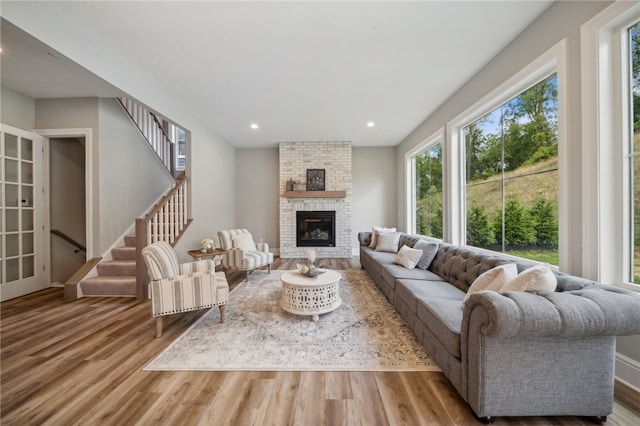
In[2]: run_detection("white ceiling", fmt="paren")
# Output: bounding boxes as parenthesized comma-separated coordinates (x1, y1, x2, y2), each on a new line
(1, 1, 553, 148)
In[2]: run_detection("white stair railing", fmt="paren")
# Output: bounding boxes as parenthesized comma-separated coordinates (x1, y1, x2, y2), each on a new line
(118, 97, 175, 176)
(135, 174, 190, 299)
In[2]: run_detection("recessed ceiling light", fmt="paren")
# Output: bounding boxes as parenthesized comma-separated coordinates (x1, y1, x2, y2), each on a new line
(367, 122, 375, 128)
(250, 123, 259, 129)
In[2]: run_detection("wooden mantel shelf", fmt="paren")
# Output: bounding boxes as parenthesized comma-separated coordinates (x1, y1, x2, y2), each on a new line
(284, 190, 347, 199)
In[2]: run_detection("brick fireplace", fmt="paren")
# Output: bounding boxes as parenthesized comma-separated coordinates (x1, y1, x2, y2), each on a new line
(279, 142, 352, 258)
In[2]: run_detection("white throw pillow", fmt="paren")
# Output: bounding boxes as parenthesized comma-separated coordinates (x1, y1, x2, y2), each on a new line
(393, 245, 423, 269)
(463, 263, 518, 304)
(232, 233, 257, 253)
(375, 232, 400, 253)
(413, 240, 439, 270)
(500, 263, 557, 294)
(369, 226, 396, 249)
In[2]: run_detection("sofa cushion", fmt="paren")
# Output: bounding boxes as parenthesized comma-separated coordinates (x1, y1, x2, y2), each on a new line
(501, 263, 557, 294)
(381, 263, 444, 294)
(375, 233, 401, 253)
(396, 279, 464, 358)
(463, 263, 518, 304)
(414, 240, 439, 270)
(369, 226, 396, 248)
(393, 245, 423, 269)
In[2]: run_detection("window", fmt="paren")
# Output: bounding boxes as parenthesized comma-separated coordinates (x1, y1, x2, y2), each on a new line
(406, 131, 443, 238)
(415, 144, 443, 238)
(629, 21, 640, 283)
(464, 74, 559, 264)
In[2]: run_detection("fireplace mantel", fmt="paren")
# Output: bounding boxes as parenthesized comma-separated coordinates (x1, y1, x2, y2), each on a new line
(284, 190, 346, 199)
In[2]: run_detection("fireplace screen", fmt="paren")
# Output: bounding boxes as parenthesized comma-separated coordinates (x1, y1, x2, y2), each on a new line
(296, 211, 336, 247)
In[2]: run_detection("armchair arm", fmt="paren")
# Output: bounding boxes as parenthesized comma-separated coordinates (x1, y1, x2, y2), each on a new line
(221, 248, 245, 269)
(256, 242, 270, 252)
(180, 259, 216, 274)
(463, 285, 640, 339)
(149, 271, 227, 316)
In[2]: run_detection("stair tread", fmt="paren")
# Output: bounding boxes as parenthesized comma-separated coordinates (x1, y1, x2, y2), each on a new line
(83, 276, 136, 283)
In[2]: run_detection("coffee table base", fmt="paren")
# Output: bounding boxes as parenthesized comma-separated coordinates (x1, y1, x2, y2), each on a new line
(280, 270, 341, 321)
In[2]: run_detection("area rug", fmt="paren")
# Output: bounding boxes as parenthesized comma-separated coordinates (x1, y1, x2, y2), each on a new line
(144, 269, 440, 371)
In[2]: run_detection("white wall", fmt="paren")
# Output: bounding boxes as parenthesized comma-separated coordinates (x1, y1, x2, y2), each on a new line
(352, 146, 397, 252)
(0, 86, 35, 130)
(395, 0, 639, 389)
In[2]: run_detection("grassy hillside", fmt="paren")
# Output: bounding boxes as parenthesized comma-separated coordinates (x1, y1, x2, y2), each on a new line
(466, 157, 558, 218)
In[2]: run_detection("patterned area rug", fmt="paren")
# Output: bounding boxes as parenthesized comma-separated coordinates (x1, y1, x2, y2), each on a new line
(144, 269, 440, 371)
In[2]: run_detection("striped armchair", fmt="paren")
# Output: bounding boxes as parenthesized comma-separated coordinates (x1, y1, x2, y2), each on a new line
(141, 241, 229, 337)
(218, 229, 274, 281)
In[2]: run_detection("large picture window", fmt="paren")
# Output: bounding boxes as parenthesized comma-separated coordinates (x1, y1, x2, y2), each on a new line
(464, 74, 559, 264)
(415, 144, 443, 238)
(629, 21, 640, 283)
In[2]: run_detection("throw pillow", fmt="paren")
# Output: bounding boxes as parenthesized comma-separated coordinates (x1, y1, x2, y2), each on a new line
(500, 263, 557, 294)
(393, 245, 423, 269)
(463, 263, 518, 304)
(375, 232, 401, 253)
(369, 226, 396, 249)
(413, 240, 439, 270)
(232, 233, 257, 253)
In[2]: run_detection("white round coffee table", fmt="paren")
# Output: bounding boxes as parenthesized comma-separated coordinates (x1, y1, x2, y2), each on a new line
(280, 269, 341, 321)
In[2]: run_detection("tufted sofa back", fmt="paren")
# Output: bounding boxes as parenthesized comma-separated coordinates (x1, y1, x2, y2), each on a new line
(428, 243, 511, 292)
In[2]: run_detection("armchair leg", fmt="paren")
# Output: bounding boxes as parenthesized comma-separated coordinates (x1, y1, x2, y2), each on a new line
(219, 305, 225, 323)
(245, 271, 249, 282)
(156, 317, 163, 338)
(268, 264, 271, 274)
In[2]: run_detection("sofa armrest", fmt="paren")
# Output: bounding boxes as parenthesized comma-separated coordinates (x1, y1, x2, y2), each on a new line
(256, 242, 270, 252)
(463, 285, 640, 339)
(358, 232, 372, 246)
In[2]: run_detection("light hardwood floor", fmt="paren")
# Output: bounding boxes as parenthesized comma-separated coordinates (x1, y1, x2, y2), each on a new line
(2, 258, 639, 425)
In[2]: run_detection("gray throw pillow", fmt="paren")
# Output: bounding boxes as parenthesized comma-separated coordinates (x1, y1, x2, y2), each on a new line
(414, 240, 439, 270)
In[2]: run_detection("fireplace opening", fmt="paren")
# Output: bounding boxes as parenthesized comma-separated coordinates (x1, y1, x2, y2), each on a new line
(296, 211, 336, 247)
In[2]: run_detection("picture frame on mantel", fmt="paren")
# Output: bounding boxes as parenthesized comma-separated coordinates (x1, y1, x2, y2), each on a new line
(306, 169, 325, 191)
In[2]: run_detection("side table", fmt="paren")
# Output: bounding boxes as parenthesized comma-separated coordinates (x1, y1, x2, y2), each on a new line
(187, 248, 226, 262)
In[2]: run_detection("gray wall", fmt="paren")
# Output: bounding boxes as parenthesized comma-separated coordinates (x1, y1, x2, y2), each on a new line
(35, 97, 174, 255)
(97, 98, 175, 253)
(395, 0, 639, 387)
(235, 148, 279, 248)
(1, 85, 35, 130)
(352, 146, 397, 252)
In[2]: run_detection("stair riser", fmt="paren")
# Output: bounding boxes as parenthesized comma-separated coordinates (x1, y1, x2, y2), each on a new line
(124, 235, 137, 247)
(81, 278, 136, 297)
(97, 263, 136, 276)
(111, 247, 136, 261)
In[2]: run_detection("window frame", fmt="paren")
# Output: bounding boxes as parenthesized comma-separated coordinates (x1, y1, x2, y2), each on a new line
(446, 40, 568, 269)
(405, 129, 444, 237)
(581, 1, 640, 290)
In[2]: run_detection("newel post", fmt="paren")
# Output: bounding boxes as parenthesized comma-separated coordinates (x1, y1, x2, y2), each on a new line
(135, 218, 149, 300)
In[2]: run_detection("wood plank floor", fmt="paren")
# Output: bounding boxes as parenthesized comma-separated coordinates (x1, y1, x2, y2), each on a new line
(2, 257, 639, 425)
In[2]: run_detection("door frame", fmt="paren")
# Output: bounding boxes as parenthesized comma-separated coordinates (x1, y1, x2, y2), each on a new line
(37, 128, 94, 260)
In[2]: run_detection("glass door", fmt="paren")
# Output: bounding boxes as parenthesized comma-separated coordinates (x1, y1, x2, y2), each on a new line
(1, 124, 46, 301)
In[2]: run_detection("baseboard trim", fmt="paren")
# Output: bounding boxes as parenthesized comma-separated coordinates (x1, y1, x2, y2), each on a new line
(615, 352, 640, 393)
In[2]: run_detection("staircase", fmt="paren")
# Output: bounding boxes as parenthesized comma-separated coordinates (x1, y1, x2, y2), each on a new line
(79, 235, 137, 297)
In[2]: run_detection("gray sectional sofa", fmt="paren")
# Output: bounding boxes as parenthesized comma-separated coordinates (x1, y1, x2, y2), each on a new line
(358, 231, 640, 423)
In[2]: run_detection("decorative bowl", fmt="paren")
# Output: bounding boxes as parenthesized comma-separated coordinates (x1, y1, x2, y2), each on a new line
(296, 263, 326, 277)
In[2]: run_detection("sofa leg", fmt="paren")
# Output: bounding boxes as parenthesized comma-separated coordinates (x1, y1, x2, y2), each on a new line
(587, 416, 607, 424)
(219, 305, 225, 323)
(155, 317, 163, 338)
(476, 416, 494, 424)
